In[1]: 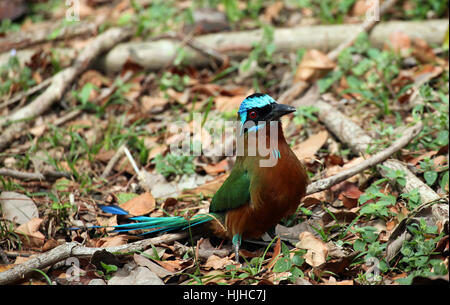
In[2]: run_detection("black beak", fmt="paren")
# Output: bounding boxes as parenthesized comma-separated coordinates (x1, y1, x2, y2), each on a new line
(268, 103, 296, 120)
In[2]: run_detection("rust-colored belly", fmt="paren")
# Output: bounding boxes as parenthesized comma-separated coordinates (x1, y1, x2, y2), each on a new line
(213, 147, 308, 240)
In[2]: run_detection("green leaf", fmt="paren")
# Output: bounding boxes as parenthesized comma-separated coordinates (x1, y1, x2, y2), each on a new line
(292, 253, 304, 266)
(424, 171, 438, 186)
(100, 262, 118, 274)
(440, 171, 449, 191)
(353, 239, 366, 252)
(436, 130, 449, 146)
(281, 242, 290, 257)
(273, 257, 292, 273)
(117, 13, 132, 26)
(117, 192, 139, 204)
(79, 83, 96, 105)
(47, 28, 62, 40)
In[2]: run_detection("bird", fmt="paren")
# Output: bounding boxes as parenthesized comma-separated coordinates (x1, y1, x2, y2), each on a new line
(95, 93, 309, 262)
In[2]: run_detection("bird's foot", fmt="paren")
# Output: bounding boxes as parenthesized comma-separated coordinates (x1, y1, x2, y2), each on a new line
(232, 234, 242, 263)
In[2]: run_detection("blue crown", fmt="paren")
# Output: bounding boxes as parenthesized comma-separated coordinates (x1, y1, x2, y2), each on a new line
(238, 93, 276, 124)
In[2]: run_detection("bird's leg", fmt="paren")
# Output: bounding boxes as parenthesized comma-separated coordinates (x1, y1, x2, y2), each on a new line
(232, 234, 242, 263)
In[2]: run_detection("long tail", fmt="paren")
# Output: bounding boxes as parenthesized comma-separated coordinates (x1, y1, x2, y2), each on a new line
(71, 204, 214, 235)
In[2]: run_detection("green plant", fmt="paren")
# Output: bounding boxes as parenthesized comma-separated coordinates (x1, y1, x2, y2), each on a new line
(293, 106, 319, 127)
(319, 33, 403, 115)
(358, 183, 396, 219)
(0, 54, 36, 97)
(289, 0, 357, 24)
(132, 0, 192, 37)
(410, 83, 449, 152)
(97, 262, 118, 280)
(381, 165, 406, 187)
(395, 219, 447, 284)
(239, 23, 275, 74)
(400, 189, 422, 211)
(271, 242, 306, 283)
(31, 268, 53, 285)
(404, 0, 448, 19)
(152, 153, 195, 178)
(417, 157, 448, 187)
(160, 72, 190, 92)
(0, 218, 22, 250)
(0, 19, 20, 34)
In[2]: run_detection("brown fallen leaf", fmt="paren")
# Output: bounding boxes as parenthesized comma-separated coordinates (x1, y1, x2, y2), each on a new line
(263, 1, 284, 23)
(337, 182, 363, 209)
(197, 238, 231, 259)
(95, 149, 116, 163)
(141, 96, 168, 114)
(408, 150, 438, 166)
(183, 173, 229, 197)
(0, 264, 16, 273)
(203, 159, 229, 176)
(147, 145, 168, 162)
(14, 256, 33, 265)
(293, 130, 328, 161)
(303, 190, 327, 207)
(114, 156, 135, 175)
(296, 231, 328, 267)
(294, 50, 335, 83)
(156, 259, 193, 273)
(14, 218, 45, 248)
(325, 156, 366, 179)
(323, 277, 354, 285)
(78, 69, 109, 88)
(204, 255, 235, 270)
(267, 238, 281, 270)
(215, 95, 247, 112)
(387, 31, 411, 54)
(412, 38, 444, 64)
(133, 253, 174, 278)
(42, 239, 59, 252)
(95, 235, 129, 248)
(352, 0, 370, 16)
(29, 124, 47, 138)
(120, 192, 155, 216)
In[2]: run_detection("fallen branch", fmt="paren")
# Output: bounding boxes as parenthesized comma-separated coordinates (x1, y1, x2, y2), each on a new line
(306, 122, 423, 195)
(99, 19, 447, 73)
(0, 27, 133, 150)
(297, 87, 444, 202)
(0, 168, 71, 181)
(297, 90, 374, 154)
(0, 232, 188, 285)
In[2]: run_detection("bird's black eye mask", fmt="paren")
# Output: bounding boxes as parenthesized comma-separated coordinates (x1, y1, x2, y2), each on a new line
(245, 104, 274, 124)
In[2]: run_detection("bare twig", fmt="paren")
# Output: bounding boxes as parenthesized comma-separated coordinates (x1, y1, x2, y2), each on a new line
(306, 122, 423, 195)
(52, 109, 83, 127)
(0, 232, 188, 285)
(0, 78, 52, 110)
(0, 168, 71, 181)
(100, 145, 125, 179)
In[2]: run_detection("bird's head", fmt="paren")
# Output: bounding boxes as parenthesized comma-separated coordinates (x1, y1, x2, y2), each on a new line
(238, 93, 296, 133)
